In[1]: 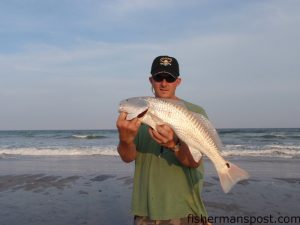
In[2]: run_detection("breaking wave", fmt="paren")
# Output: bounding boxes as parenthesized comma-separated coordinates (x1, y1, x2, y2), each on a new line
(222, 145, 300, 159)
(71, 134, 107, 139)
(0, 146, 119, 157)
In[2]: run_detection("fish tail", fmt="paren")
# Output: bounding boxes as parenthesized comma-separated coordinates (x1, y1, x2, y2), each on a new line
(217, 162, 249, 193)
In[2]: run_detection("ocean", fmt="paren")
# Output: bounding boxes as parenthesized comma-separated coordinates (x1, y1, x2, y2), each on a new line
(1, 128, 300, 225)
(0, 128, 300, 159)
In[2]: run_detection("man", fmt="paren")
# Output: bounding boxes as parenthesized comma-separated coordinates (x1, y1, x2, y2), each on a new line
(117, 56, 210, 225)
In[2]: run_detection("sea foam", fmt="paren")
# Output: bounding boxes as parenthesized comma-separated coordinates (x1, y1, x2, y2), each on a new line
(0, 146, 119, 156)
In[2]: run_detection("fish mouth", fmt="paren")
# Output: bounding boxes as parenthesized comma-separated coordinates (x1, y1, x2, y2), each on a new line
(118, 106, 125, 113)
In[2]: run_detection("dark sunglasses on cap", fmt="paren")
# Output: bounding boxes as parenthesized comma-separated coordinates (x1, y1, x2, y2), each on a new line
(152, 74, 177, 83)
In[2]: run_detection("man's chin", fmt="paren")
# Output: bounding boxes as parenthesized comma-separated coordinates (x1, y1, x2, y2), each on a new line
(156, 92, 172, 98)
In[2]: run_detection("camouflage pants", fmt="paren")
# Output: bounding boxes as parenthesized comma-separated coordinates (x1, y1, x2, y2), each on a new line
(134, 216, 211, 225)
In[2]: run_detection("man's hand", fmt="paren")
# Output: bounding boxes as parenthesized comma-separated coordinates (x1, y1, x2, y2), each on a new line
(116, 112, 141, 163)
(149, 124, 200, 168)
(116, 112, 141, 144)
(148, 124, 178, 150)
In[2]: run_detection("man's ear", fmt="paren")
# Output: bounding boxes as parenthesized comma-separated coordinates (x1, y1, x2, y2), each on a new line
(176, 77, 182, 86)
(149, 76, 153, 84)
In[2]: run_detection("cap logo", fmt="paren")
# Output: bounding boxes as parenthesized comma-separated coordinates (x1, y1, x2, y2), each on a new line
(160, 57, 172, 66)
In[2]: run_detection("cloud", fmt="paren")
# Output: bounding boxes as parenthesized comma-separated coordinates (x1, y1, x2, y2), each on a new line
(0, 0, 299, 129)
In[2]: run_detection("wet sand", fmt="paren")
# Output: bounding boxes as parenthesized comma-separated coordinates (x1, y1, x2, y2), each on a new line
(0, 156, 299, 225)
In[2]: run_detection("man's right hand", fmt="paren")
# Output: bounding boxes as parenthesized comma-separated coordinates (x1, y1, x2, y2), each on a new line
(116, 112, 141, 162)
(116, 112, 141, 144)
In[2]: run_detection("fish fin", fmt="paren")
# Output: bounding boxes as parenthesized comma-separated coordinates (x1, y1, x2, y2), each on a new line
(126, 113, 139, 120)
(188, 145, 203, 162)
(142, 113, 164, 131)
(217, 162, 249, 193)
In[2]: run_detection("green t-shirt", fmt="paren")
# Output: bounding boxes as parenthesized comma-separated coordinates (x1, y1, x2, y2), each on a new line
(132, 100, 208, 220)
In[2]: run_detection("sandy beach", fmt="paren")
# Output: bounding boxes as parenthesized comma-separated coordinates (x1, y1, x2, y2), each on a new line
(0, 155, 299, 225)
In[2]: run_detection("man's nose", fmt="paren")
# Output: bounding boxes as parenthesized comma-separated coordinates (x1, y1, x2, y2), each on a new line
(161, 79, 168, 86)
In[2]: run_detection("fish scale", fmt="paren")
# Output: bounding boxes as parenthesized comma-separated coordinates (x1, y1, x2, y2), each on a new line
(119, 96, 249, 193)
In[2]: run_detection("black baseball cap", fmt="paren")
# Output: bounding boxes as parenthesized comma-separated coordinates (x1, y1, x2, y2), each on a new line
(150, 55, 180, 78)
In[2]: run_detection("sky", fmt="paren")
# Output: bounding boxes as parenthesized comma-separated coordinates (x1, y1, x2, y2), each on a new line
(0, 0, 299, 130)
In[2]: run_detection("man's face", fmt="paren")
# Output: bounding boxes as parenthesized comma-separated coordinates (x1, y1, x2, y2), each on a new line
(149, 74, 181, 99)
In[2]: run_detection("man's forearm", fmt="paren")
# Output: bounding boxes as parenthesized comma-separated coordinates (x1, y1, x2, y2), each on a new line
(117, 141, 138, 163)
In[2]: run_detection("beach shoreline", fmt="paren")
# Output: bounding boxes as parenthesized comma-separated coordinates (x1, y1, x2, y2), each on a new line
(1, 155, 300, 224)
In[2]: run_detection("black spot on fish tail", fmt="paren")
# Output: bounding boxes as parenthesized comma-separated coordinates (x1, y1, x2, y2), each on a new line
(226, 162, 230, 168)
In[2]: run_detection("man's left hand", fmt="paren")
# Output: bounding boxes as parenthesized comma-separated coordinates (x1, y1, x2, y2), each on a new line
(148, 125, 178, 150)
